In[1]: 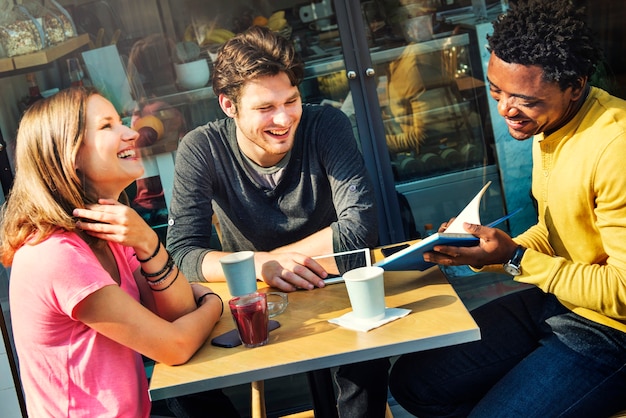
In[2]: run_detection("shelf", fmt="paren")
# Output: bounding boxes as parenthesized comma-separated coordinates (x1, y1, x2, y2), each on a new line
(146, 85, 217, 107)
(303, 34, 470, 79)
(1, 33, 90, 73)
(0, 58, 13, 72)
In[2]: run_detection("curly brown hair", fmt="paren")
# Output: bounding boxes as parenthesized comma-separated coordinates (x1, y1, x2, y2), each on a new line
(487, 0, 602, 90)
(211, 25, 304, 111)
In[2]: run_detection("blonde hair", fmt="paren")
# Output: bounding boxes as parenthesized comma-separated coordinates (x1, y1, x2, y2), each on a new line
(0, 87, 99, 265)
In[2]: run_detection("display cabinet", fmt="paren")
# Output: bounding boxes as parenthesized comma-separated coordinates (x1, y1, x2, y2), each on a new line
(300, 27, 503, 237)
(0, 0, 509, 243)
(303, 32, 491, 181)
(113, 0, 507, 242)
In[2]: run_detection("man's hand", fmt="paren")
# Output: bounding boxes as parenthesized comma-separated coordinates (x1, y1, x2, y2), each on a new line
(423, 222, 519, 269)
(259, 252, 328, 292)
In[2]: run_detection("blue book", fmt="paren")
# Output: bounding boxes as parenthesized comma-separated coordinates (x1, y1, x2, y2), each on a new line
(374, 232, 479, 271)
(375, 182, 516, 271)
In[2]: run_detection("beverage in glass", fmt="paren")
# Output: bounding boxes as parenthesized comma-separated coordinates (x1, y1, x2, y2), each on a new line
(228, 292, 269, 348)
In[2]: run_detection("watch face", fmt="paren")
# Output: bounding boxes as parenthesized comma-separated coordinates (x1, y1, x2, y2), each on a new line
(504, 246, 525, 276)
(504, 263, 521, 276)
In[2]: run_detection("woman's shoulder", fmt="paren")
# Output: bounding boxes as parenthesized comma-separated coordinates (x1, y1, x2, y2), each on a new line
(24, 229, 85, 250)
(15, 231, 93, 268)
(10, 231, 103, 301)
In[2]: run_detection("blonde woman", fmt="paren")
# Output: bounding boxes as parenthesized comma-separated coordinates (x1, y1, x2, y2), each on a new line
(0, 87, 226, 417)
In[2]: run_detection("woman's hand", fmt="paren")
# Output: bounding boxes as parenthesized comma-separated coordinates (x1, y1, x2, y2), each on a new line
(73, 198, 155, 255)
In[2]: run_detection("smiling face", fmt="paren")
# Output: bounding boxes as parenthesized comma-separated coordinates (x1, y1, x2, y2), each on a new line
(219, 72, 303, 167)
(486, 53, 587, 140)
(75, 94, 143, 199)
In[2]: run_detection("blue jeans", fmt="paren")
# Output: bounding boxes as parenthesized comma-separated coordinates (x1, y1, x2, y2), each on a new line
(389, 287, 626, 417)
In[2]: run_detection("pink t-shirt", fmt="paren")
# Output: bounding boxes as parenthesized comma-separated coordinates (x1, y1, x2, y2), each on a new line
(10, 231, 150, 417)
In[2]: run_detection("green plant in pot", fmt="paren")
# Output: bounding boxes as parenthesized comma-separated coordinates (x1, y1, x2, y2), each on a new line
(173, 41, 210, 90)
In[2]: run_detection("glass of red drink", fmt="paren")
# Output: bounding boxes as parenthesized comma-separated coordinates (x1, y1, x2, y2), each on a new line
(228, 292, 269, 348)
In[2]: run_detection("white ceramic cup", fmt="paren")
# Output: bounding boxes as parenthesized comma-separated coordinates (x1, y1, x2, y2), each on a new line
(219, 251, 258, 296)
(342, 266, 386, 321)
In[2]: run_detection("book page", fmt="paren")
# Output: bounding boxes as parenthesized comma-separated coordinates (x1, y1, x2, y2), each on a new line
(445, 181, 492, 234)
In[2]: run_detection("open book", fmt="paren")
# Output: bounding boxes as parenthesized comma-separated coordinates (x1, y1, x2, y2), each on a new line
(374, 182, 492, 272)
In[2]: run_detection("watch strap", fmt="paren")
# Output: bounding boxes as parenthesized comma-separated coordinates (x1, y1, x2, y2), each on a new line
(509, 245, 526, 266)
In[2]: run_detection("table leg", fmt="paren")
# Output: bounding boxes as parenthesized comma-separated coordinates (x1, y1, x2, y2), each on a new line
(251, 380, 266, 418)
(306, 369, 339, 418)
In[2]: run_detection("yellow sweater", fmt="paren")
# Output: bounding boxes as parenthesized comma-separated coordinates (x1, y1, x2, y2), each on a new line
(513, 87, 626, 333)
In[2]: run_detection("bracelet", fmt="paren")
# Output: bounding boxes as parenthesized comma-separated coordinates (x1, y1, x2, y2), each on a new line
(137, 237, 161, 263)
(146, 264, 176, 286)
(141, 254, 174, 278)
(150, 268, 180, 292)
(197, 292, 224, 316)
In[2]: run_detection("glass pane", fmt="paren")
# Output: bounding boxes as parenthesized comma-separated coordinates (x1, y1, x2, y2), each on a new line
(69, 0, 504, 239)
(359, 0, 495, 183)
(356, 0, 506, 238)
(120, 0, 357, 235)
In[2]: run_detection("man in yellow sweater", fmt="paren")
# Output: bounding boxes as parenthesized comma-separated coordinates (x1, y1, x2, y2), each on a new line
(389, 0, 626, 416)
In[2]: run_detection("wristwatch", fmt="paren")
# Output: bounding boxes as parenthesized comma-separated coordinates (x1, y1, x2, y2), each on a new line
(503, 245, 526, 276)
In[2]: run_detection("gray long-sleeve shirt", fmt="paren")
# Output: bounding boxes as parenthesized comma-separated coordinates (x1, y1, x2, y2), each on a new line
(166, 104, 378, 281)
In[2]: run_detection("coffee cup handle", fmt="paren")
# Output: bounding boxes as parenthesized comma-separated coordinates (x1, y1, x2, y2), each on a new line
(267, 292, 288, 317)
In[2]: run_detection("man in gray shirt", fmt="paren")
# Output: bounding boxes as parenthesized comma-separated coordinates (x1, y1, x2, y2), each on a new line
(167, 25, 389, 417)
(167, 30, 377, 290)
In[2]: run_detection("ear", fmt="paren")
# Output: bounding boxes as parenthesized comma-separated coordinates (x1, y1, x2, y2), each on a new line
(218, 94, 236, 118)
(74, 154, 82, 172)
(570, 77, 588, 101)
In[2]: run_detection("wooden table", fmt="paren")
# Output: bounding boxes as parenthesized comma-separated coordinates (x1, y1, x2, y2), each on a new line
(148, 266, 480, 408)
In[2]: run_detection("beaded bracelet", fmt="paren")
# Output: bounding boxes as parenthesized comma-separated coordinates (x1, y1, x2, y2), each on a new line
(146, 264, 176, 287)
(150, 268, 180, 292)
(137, 238, 161, 263)
(141, 254, 174, 278)
(197, 292, 224, 316)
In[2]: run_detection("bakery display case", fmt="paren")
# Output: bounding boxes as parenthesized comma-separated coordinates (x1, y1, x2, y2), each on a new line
(0, 0, 508, 245)
(292, 0, 504, 239)
(302, 32, 492, 183)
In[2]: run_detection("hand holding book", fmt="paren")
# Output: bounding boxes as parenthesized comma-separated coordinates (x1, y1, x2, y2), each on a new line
(375, 182, 520, 271)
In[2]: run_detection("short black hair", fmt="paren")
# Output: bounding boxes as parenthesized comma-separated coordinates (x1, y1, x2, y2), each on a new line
(487, 0, 602, 90)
